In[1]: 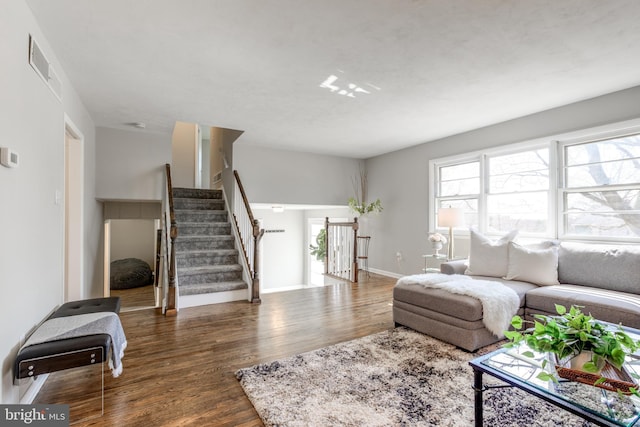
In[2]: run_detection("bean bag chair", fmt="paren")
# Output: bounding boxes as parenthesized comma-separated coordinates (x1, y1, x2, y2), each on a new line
(110, 258, 154, 290)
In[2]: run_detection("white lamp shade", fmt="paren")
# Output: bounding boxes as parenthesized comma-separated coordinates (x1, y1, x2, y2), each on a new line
(438, 207, 464, 228)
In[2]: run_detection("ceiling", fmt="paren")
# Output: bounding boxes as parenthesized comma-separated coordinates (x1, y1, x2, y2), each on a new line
(26, 0, 640, 158)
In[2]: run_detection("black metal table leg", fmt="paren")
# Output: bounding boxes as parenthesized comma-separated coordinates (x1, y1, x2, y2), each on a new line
(473, 368, 484, 427)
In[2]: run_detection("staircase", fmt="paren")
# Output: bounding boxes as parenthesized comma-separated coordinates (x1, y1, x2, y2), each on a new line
(172, 187, 248, 308)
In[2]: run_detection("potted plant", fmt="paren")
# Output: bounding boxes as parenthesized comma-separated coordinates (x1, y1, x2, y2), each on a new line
(504, 304, 640, 387)
(348, 197, 383, 216)
(348, 164, 382, 217)
(309, 228, 327, 262)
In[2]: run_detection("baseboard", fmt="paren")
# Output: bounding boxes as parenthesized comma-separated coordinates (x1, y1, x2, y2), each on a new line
(19, 374, 49, 404)
(367, 267, 403, 279)
(262, 284, 311, 294)
(178, 289, 247, 309)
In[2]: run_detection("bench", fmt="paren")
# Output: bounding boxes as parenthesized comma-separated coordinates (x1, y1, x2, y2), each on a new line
(14, 297, 122, 382)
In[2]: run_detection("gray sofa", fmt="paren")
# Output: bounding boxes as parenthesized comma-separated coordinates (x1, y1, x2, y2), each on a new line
(393, 242, 640, 352)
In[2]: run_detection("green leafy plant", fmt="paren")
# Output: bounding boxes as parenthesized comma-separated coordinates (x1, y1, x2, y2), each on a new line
(309, 228, 327, 262)
(348, 197, 383, 216)
(348, 163, 383, 217)
(504, 304, 640, 384)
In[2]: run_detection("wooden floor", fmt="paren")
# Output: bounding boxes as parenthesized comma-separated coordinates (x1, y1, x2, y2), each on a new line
(110, 284, 156, 311)
(34, 273, 397, 426)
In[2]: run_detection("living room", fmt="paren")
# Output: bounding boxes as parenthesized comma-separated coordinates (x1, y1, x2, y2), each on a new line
(2, 1, 640, 425)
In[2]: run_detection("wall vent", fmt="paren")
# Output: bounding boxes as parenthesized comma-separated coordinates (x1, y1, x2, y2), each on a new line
(29, 35, 62, 101)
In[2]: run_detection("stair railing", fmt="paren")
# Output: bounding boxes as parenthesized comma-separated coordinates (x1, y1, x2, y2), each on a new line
(161, 163, 178, 315)
(232, 170, 264, 303)
(324, 217, 359, 283)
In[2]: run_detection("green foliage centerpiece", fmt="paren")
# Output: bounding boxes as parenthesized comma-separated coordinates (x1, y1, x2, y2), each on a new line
(504, 304, 640, 391)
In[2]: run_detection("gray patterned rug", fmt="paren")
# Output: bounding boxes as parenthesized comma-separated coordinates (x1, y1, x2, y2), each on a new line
(236, 327, 592, 426)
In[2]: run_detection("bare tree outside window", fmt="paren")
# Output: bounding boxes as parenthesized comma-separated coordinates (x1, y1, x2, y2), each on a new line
(564, 134, 640, 238)
(433, 132, 640, 240)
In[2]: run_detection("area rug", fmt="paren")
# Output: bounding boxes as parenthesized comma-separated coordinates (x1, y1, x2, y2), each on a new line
(236, 327, 591, 426)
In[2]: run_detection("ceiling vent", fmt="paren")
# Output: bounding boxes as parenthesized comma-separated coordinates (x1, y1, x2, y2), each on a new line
(29, 35, 62, 101)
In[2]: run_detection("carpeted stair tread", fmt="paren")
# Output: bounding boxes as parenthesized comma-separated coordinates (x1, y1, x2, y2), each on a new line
(178, 223, 232, 236)
(176, 249, 238, 256)
(174, 210, 228, 222)
(175, 249, 239, 268)
(177, 264, 244, 286)
(178, 264, 243, 274)
(176, 235, 234, 241)
(173, 198, 225, 210)
(179, 281, 248, 296)
(175, 235, 235, 251)
(173, 187, 223, 199)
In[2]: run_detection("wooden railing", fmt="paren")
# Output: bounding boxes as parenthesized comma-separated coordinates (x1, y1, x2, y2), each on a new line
(232, 170, 264, 303)
(162, 163, 178, 315)
(324, 217, 359, 283)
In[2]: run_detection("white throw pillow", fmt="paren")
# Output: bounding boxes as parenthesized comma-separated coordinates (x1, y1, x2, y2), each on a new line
(465, 229, 518, 278)
(504, 241, 559, 286)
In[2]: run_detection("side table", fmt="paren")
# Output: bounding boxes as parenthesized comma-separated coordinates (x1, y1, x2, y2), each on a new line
(422, 254, 447, 273)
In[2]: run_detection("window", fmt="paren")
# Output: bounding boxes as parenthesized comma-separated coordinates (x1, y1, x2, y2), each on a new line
(433, 146, 551, 237)
(431, 125, 640, 242)
(561, 133, 640, 239)
(436, 161, 479, 230)
(487, 148, 550, 234)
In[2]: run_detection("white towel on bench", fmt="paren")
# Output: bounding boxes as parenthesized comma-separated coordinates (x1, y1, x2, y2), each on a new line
(396, 273, 519, 337)
(22, 312, 128, 377)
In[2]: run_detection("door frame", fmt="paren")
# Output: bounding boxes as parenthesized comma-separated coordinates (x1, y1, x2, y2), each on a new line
(63, 115, 84, 301)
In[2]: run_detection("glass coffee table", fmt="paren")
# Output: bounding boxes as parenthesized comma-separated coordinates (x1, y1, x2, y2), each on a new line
(470, 345, 640, 426)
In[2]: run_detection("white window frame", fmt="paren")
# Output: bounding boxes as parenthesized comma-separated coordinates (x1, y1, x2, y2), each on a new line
(429, 118, 640, 244)
(557, 129, 640, 243)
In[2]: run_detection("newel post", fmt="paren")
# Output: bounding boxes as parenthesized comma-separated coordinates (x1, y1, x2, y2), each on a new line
(353, 217, 359, 283)
(251, 219, 264, 304)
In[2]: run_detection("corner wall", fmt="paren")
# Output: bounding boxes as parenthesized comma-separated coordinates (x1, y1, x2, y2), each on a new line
(0, 0, 99, 403)
(365, 85, 640, 275)
(96, 127, 171, 201)
(234, 144, 360, 206)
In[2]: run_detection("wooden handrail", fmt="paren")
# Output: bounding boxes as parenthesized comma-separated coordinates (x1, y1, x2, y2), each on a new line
(165, 163, 178, 316)
(233, 170, 256, 225)
(232, 170, 264, 303)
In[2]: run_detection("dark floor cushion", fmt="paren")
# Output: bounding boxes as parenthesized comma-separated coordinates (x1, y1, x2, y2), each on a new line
(110, 258, 153, 289)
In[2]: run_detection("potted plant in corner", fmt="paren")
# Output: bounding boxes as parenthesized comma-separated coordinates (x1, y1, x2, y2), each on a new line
(504, 304, 640, 392)
(309, 228, 327, 263)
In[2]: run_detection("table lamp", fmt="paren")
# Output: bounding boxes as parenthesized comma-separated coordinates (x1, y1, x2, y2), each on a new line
(438, 207, 464, 260)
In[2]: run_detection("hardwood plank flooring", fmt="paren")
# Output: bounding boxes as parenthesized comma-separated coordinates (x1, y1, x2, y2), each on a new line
(110, 284, 156, 311)
(34, 273, 397, 426)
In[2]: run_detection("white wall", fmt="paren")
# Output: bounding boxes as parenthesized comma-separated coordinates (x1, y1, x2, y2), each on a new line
(0, 0, 99, 403)
(255, 209, 305, 291)
(109, 220, 156, 270)
(366, 85, 640, 276)
(96, 127, 171, 201)
(234, 145, 361, 206)
(171, 121, 197, 188)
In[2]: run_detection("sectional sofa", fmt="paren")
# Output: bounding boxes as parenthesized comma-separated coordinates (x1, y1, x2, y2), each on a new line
(393, 232, 640, 352)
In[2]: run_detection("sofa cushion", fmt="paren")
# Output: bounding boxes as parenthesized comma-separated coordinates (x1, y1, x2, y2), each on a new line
(465, 229, 518, 278)
(393, 278, 535, 322)
(558, 243, 640, 294)
(504, 242, 559, 286)
(525, 284, 640, 329)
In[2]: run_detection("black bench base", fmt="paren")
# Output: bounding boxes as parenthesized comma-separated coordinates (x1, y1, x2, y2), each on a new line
(14, 297, 120, 382)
